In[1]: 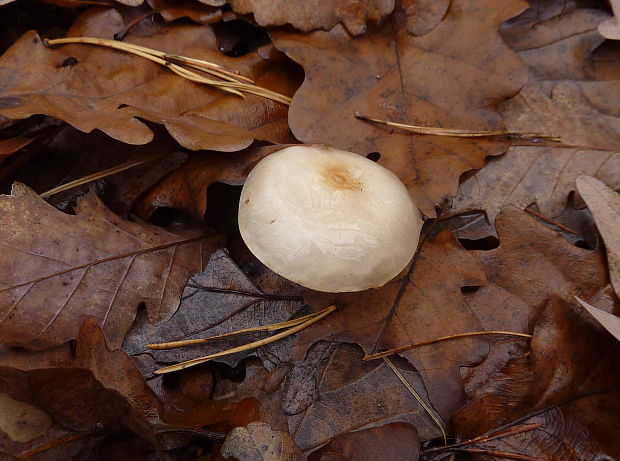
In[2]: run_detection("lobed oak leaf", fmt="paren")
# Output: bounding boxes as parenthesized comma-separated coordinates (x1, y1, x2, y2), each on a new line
(0, 8, 300, 152)
(451, 3, 620, 233)
(221, 421, 305, 461)
(0, 182, 222, 350)
(271, 0, 528, 216)
(450, 297, 620, 461)
(229, 0, 395, 36)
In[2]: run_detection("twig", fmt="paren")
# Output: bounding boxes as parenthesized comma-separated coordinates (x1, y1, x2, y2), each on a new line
(355, 112, 561, 142)
(153, 305, 336, 374)
(148, 305, 334, 350)
(364, 331, 533, 361)
(40, 151, 170, 198)
(383, 356, 447, 444)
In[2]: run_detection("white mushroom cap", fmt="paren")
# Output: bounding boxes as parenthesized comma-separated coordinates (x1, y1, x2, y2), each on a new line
(238, 145, 423, 292)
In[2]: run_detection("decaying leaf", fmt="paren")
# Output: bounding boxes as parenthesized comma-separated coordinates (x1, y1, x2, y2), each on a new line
(599, 0, 620, 40)
(285, 343, 439, 450)
(230, 0, 394, 36)
(451, 3, 620, 230)
(0, 393, 52, 443)
(0, 318, 162, 459)
(0, 8, 300, 152)
(271, 0, 528, 216)
(123, 249, 304, 367)
(148, 0, 222, 24)
(0, 183, 221, 350)
(576, 175, 620, 297)
(295, 231, 487, 421)
(221, 421, 305, 461)
(450, 297, 620, 461)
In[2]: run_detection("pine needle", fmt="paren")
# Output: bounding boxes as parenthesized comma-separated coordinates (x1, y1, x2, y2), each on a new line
(44, 37, 291, 105)
(383, 356, 447, 445)
(153, 305, 336, 374)
(147, 305, 335, 350)
(355, 112, 561, 142)
(40, 151, 170, 198)
(364, 331, 533, 361)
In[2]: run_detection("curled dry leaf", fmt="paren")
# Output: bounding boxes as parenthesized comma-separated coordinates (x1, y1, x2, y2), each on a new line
(451, 4, 620, 233)
(271, 0, 528, 216)
(295, 231, 487, 421)
(458, 207, 610, 418)
(229, 0, 394, 36)
(576, 175, 620, 297)
(0, 8, 300, 152)
(599, 0, 620, 40)
(221, 421, 305, 461)
(0, 318, 162, 459)
(451, 297, 620, 460)
(0, 183, 221, 350)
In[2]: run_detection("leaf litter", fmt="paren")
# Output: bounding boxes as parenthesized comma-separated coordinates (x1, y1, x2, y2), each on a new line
(0, 0, 619, 459)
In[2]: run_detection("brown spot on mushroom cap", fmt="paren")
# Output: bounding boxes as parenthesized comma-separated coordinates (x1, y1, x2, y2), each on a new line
(320, 164, 362, 191)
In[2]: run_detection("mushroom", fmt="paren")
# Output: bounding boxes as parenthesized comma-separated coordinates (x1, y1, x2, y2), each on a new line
(238, 145, 423, 292)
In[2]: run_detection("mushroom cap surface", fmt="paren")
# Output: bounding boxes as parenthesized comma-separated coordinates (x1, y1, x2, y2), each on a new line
(238, 145, 423, 292)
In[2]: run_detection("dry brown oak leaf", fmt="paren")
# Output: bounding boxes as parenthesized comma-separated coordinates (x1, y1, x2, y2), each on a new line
(451, 4, 620, 229)
(0, 182, 221, 350)
(0, 318, 161, 459)
(221, 421, 305, 461)
(451, 297, 620, 460)
(282, 343, 439, 450)
(457, 206, 610, 403)
(136, 144, 285, 221)
(308, 422, 420, 461)
(0, 8, 299, 152)
(297, 230, 488, 422)
(229, 0, 394, 36)
(271, 0, 528, 217)
(576, 175, 620, 298)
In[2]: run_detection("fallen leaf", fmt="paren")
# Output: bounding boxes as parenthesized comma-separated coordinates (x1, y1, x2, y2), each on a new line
(308, 423, 420, 461)
(123, 249, 304, 367)
(136, 144, 285, 220)
(0, 393, 52, 443)
(450, 3, 620, 230)
(576, 175, 620, 297)
(0, 136, 36, 165)
(285, 343, 439, 450)
(295, 230, 488, 422)
(404, 0, 449, 36)
(575, 296, 620, 343)
(0, 182, 221, 350)
(0, 318, 162, 459)
(463, 207, 608, 335)
(450, 297, 620, 461)
(599, 0, 620, 40)
(0, 8, 300, 152)
(271, 0, 528, 216)
(229, 0, 395, 36)
(148, 0, 222, 24)
(221, 421, 305, 461)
